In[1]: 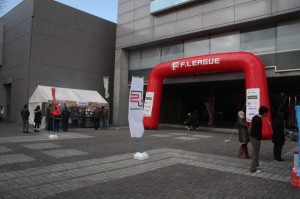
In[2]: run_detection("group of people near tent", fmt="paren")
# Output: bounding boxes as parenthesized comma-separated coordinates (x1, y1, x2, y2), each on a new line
(20, 102, 109, 133)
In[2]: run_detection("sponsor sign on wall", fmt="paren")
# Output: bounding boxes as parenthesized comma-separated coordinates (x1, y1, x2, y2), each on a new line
(143, 92, 154, 117)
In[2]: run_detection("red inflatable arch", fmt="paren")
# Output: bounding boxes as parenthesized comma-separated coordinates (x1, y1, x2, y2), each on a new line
(143, 52, 272, 140)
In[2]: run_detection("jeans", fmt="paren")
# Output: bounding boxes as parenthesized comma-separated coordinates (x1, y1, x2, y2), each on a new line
(23, 119, 29, 133)
(100, 119, 107, 129)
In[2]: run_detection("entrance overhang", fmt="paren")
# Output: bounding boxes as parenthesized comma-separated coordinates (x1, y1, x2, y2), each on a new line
(143, 52, 272, 140)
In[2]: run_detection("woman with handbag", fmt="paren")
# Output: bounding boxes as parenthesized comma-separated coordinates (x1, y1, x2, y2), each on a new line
(237, 111, 250, 158)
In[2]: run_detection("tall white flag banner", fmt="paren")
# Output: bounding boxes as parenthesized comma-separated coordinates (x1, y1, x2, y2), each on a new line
(103, 76, 109, 99)
(128, 76, 144, 138)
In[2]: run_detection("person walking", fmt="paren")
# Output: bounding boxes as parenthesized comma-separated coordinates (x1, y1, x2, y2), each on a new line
(21, 104, 30, 133)
(61, 106, 70, 132)
(237, 111, 250, 158)
(272, 112, 285, 161)
(34, 105, 42, 132)
(249, 105, 269, 173)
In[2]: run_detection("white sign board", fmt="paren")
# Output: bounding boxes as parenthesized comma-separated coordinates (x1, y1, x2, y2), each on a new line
(246, 88, 260, 122)
(143, 92, 154, 117)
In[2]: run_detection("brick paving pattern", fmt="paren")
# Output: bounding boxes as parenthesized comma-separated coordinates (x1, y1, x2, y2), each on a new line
(0, 122, 299, 198)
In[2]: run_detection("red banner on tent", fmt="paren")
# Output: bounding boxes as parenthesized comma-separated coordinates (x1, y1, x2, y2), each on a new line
(51, 88, 56, 101)
(51, 88, 61, 116)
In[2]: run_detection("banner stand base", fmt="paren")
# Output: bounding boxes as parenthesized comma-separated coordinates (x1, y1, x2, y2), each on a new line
(134, 152, 149, 160)
(49, 134, 58, 139)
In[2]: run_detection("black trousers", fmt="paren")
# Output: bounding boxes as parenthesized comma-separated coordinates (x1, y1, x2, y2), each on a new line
(273, 143, 283, 160)
(54, 120, 60, 132)
(94, 118, 100, 129)
(62, 119, 69, 132)
(47, 118, 53, 131)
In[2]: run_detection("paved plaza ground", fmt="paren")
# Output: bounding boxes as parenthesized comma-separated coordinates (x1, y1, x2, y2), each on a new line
(0, 121, 299, 199)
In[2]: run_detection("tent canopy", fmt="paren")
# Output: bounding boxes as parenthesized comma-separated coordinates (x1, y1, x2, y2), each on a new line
(28, 85, 108, 124)
(29, 85, 108, 104)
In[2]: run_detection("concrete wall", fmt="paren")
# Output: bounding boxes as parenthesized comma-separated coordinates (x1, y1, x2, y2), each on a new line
(113, 49, 129, 126)
(0, 0, 34, 123)
(29, 0, 116, 111)
(113, 0, 300, 126)
(116, 0, 300, 48)
(0, 0, 116, 123)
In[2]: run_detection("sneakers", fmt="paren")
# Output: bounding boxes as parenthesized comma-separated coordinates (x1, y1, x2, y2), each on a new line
(257, 162, 262, 169)
(250, 169, 262, 173)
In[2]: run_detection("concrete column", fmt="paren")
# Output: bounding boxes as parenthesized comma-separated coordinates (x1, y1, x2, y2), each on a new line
(113, 49, 129, 126)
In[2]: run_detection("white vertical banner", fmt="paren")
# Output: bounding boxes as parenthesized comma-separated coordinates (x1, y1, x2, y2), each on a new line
(246, 88, 260, 122)
(128, 76, 144, 138)
(103, 76, 109, 99)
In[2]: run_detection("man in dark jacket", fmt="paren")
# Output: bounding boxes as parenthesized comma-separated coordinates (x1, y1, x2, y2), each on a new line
(21, 104, 30, 133)
(46, 104, 54, 131)
(272, 112, 285, 161)
(61, 107, 70, 132)
(191, 110, 199, 130)
(249, 105, 269, 173)
(93, 107, 101, 130)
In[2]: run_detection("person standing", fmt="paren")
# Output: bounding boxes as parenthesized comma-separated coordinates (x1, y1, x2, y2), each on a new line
(61, 106, 70, 132)
(93, 107, 101, 130)
(34, 105, 42, 132)
(272, 112, 285, 161)
(191, 110, 199, 130)
(184, 112, 192, 131)
(46, 104, 54, 131)
(237, 111, 250, 158)
(21, 104, 30, 133)
(100, 106, 109, 129)
(53, 110, 61, 132)
(80, 110, 86, 128)
(249, 105, 269, 173)
(0, 105, 4, 122)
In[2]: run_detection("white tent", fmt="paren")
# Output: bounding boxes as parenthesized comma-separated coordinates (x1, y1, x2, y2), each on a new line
(28, 85, 108, 124)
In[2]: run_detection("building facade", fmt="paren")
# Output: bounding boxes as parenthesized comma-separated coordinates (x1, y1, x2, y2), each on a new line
(114, 0, 300, 128)
(0, 0, 116, 123)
